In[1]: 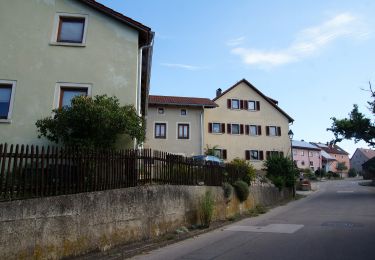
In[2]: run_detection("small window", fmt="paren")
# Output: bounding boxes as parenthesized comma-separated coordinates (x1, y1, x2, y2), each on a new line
(248, 101, 256, 110)
(266, 126, 281, 136)
(0, 80, 16, 121)
(293, 150, 297, 156)
(180, 109, 187, 116)
(309, 151, 313, 157)
(269, 126, 277, 136)
(178, 124, 189, 139)
(51, 13, 88, 46)
(250, 150, 260, 160)
(231, 124, 240, 135)
(301, 151, 304, 156)
(212, 123, 222, 133)
(231, 99, 240, 109)
(155, 123, 166, 139)
(158, 108, 165, 114)
(58, 17, 85, 43)
(301, 161, 305, 166)
(214, 149, 227, 160)
(59, 87, 87, 108)
(310, 161, 314, 166)
(249, 125, 258, 136)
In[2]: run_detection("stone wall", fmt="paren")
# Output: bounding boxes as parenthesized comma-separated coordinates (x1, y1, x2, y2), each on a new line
(0, 184, 291, 259)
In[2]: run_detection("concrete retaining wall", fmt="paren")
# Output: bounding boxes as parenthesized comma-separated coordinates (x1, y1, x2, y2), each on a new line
(0, 184, 291, 259)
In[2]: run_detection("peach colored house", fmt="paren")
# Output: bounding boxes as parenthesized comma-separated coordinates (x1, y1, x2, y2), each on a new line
(292, 140, 321, 171)
(312, 143, 350, 177)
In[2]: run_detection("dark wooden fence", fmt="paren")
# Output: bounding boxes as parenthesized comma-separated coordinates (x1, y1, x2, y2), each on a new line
(0, 143, 247, 201)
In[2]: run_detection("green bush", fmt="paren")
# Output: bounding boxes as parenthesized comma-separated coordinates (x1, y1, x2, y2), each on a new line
(264, 155, 298, 190)
(199, 191, 215, 228)
(36, 95, 145, 148)
(304, 171, 317, 181)
(233, 180, 250, 202)
(228, 158, 256, 184)
(315, 169, 326, 178)
(348, 168, 357, 178)
(222, 182, 233, 199)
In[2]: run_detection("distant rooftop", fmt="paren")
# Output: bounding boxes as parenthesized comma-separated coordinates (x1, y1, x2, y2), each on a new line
(311, 142, 349, 155)
(356, 148, 375, 160)
(292, 140, 321, 151)
(149, 95, 218, 108)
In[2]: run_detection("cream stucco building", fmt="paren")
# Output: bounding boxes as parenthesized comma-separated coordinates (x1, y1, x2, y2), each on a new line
(145, 95, 217, 156)
(204, 79, 294, 169)
(0, 0, 153, 148)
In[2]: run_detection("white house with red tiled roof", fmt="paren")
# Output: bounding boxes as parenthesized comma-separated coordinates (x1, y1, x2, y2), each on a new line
(144, 95, 217, 156)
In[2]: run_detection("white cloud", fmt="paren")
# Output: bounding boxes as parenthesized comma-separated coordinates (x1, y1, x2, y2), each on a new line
(160, 63, 205, 71)
(230, 13, 371, 68)
(226, 36, 246, 46)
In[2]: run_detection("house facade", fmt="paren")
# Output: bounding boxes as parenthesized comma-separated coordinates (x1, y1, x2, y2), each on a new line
(312, 143, 350, 177)
(144, 95, 217, 156)
(350, 148, 375, 173)
(204, 79, 294, 169)
(0, 0, 153, 148)
(292, 140, 321, 171)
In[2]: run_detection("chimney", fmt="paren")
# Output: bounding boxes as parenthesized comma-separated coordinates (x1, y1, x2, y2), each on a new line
(216, 88, 222, 97)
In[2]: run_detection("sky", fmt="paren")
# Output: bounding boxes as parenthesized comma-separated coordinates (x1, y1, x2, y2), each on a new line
(98, 0, 375, 156)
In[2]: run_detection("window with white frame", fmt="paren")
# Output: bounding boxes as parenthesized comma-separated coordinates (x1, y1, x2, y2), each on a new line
(55, 83, 91, 109)
(249, 125, 258, 136)
(51, 13, 88, 46)
(269, 126, 277, 136)
(231, 124, 240, 134)
(180, 109, 187, 116)
(301, 151, 304, 156)
(0, 80, 16, 121)
(212, 123, 222, 133)
(250, 150, 260, 160)
(231, 99, 240, 109)
(248, 101, 256, 110)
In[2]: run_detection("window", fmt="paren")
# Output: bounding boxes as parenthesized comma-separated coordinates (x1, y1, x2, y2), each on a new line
(59, 88, 87, 108)
(293, 150, 297, 156)
(247, 125, 261, 136)
(310, 161, 314, 166)
(155, 123, 166, 139)
(309, 151, 313, 157)
(180, 109, 187, 116)
(54, 83, 91, 109)
(248, 101, 256, 110)
(301, 161, 305, 166)
(231, 99, 240, 109)
(266, 126, 281, 136)
(158, 108, 165, 114)
(245, 150, 264, 161)
(51, 13, 88, 46)
(301, 151, 304, 156)
(214, 149, 227, 160)
(178, 124, 189, 139)
(230, 124, 240, 134)
(0, 80, 16, 121)
(212, 123, 224, 133)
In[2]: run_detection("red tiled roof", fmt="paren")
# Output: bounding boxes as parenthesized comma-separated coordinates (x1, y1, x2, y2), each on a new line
(213, 79, 294, 123)
(149, 95, 217, 108)
(359, 148, 375, 160)
(312, 143, 349, 155)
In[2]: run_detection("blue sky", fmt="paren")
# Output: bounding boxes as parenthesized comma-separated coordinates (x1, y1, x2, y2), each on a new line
(98, 0, 375, 156)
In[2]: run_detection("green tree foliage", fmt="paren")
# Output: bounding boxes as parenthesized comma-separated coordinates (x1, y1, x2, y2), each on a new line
(233, 180, 250, 202)
(264, 154, 297, 190)
(328, 83, 375, 147)
(228, 158, 256, 184)
(204, 144, 219, 156)
(348, 168, 357, 178)
(336, 162, 348, 173)
(36, 95, 145, 148)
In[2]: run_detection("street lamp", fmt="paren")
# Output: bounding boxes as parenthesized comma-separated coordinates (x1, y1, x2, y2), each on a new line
(288, 130, 296, 198)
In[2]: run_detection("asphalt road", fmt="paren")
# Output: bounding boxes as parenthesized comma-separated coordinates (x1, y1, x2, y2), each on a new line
(132, 179, 375, 260)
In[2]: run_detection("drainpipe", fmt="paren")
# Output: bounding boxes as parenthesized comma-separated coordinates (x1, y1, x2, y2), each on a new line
(200, 110, 204, 155)
(134, 35, 154, 149)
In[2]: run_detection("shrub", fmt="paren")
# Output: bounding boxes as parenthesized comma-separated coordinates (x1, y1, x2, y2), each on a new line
(264, 155, 298, 190)
(199, 191, 215, 228)
(233, 180, 250, 202)
(36, 95, 145, 148)
(315, 169, 326, 178)
(228, 158, 256, 185)
(222, 182, 233, 199)
(304, 171, 317, 181)
(348, 168, 357, 178)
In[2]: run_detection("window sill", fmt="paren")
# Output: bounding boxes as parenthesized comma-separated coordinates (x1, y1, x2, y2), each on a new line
(49, 42, 86, 47)
(0, 119, 12, 124)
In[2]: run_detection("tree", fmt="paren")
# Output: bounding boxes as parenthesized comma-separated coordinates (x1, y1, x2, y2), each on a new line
(204, 145, 219, 156)
(263, 155, 298, 191)
(36, 95, 145, 148)
(328, 82, 375, 147)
